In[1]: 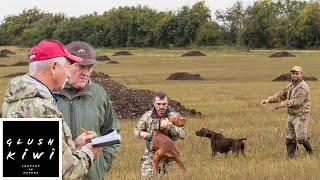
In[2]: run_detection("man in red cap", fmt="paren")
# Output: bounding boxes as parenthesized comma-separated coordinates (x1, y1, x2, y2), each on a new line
(2, 39, 102, 179)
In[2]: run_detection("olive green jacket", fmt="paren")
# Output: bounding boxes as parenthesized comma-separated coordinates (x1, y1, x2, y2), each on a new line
(55, 82, 121, 180)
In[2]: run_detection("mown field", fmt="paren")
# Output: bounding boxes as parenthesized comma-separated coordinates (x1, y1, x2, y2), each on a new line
(1, 47, 320, 179)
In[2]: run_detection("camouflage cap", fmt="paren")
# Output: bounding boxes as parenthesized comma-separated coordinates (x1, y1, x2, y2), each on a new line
(290, 66, 303, 72)
(66, 41, 97, 65)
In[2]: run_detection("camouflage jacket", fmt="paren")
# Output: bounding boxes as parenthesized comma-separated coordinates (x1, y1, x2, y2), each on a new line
(133, 107, 186, 141)
(2, 75, 92, 180)
(267, 79, 311, 115)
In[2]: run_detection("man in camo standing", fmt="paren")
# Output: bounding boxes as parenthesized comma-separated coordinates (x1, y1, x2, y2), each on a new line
(134, 91, 186, 177)
(261, 66, 313, 158)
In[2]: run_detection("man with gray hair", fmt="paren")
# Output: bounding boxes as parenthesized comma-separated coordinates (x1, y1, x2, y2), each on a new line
(2, 39, 102, 179)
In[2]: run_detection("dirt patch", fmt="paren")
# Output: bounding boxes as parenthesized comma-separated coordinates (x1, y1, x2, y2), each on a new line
(3, 72, 26, 78)
(112, 51, 132, 56)
(0, 49, 15, 55)
(273, 73, 317, 81)
(90, 71, 201, 119)
(182, 51, 206, 57)
(91, 71, 111, 80)
(96, 55, 111, 61)
(269, 51, 296, 58)
(10, 61, 29, 66)
(0, 53, 9, 58)
(167, 72, 205, 80)
(108, 60, 119, 64)
(0, 64, 8, 67)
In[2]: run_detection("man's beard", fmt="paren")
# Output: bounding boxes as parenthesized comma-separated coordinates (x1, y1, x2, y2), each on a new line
(292, 77, 302, 83)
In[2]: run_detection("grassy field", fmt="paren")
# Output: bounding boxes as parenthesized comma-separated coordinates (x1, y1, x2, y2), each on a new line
(1, 47, 320, 179)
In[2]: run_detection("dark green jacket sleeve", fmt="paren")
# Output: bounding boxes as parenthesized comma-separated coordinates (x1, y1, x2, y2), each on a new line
(100, 94, 121, 171)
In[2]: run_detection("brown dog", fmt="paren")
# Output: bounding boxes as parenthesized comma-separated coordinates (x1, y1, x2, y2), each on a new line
(150, 116, 187, 176)
(195, 128, 246, 157)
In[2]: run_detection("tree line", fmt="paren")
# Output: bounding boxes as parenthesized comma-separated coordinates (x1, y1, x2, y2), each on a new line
(0, 0, 319, 49)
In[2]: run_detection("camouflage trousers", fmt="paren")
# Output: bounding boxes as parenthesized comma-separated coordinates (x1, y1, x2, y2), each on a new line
(286, 113, 310, 140)
(140, 150, 173, 177)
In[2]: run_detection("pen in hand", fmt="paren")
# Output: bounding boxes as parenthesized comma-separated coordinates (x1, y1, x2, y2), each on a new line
(80, 127, 93, 135)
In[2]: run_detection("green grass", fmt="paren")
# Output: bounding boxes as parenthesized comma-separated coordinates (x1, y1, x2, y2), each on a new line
(1, 46, 320, 179)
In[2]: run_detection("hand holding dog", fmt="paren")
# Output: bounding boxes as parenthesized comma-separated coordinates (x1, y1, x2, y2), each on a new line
(139, 132, 151, 139)
(160, 118, 170, 129)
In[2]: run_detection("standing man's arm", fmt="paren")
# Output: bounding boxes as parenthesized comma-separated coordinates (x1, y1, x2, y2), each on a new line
(100, 96, 121, 172)
(62, 140, 93, 179)
(262, 85, 289, 104)
(59, 115, 101, 180)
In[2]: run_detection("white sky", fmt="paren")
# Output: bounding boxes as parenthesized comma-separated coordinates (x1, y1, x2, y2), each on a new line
(0, 0, 254, 22)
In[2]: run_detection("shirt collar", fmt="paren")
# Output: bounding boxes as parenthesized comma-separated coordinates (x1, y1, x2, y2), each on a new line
(151, 107, 171, 118)
(28, 75, 58, 102)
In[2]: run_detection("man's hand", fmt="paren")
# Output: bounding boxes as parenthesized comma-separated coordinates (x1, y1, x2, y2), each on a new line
(74, 132, 97, 147)
(261, 99, 269, 105)
(139, 132, 151, 139)
(277, 101, 287, 109)
(84, 143, 102, 161)
(160, 118, 170, 129)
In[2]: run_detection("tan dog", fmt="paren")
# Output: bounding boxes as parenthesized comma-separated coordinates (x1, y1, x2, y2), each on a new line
(151, 116, 187, 176)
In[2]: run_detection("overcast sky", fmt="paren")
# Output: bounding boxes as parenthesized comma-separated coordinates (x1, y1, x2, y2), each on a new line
(0, 0, 255, 22)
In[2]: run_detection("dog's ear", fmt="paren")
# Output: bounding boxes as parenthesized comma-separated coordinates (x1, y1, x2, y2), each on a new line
(168, 116, 187, 126)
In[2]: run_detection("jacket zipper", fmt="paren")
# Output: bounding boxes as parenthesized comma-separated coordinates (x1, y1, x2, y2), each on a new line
(70, 101, 76, 139)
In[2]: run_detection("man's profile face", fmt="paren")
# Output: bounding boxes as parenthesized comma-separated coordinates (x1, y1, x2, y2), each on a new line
(52, 60, 71, 91)
(68, 63, 93, 89)
(153, 96, 168, 117)
(291, 71, 303, 81)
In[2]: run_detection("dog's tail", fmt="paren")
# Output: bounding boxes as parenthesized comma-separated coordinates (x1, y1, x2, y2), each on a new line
(238, 138, 247, 141)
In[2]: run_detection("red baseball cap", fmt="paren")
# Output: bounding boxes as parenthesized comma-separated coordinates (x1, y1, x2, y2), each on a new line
(29, 39, 83, 63)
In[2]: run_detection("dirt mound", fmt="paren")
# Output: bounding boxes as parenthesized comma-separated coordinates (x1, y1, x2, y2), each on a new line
(0, 49, 15, 55)
(10, 61, 29, 66)
(90, 71, 201, 119)
(112, 51, 132, 56)
(108, 60, 119, 64)
(182, 51, 206, 57)
(0, 64, 8, 67)
(167, 72, 205, 80)
(0, 53, 9, 58)
(91, 71, 111, 80)
(269, 51, 296, 58)
(273, 73, 317, 81)
(3, 72, 26, 78)
(96, 55, 111, 61)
